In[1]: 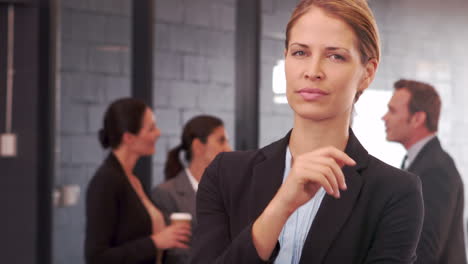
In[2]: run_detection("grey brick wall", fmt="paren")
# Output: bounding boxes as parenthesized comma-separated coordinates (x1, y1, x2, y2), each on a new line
(259, 0, 295, 147)
(152, 0, 236, 185)
(54, 1, 131, 264)
(54, 0, 236, 263)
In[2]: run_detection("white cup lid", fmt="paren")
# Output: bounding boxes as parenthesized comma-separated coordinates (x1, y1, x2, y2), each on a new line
(170, 212, 192, 221)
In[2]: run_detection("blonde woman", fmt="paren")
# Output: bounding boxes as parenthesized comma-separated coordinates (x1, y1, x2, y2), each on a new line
(190, 1, 424, 263)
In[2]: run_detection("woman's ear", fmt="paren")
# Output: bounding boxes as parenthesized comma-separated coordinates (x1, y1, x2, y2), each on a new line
(121, 132, 135, 146)
(191, 138, 204, 157)
(358, 58, 378, 93)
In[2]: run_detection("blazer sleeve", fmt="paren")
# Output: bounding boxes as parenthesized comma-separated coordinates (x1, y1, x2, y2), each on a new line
(85, 169, 156, 264)
(440, 184, 467, 263)
(364, 174, 424, 264)
(190, 153, 279, 264)
(414, 167, 463, 264)
(151, 186, 177, 225)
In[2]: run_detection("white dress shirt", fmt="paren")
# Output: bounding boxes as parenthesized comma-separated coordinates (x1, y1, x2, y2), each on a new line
(403, 134, 436, 169)
(185, 168, 199, 192)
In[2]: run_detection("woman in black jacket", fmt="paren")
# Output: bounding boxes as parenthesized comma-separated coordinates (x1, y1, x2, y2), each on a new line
(85, 98, 190, 264)
(190, 0, 424, 263)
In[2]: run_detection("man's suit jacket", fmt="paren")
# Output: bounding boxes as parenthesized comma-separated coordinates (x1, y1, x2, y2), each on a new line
(85, 153, 157, 264)
(152, 170, 197, 264)
(406, 137, 466, 264)
(190, 130, 424, 264)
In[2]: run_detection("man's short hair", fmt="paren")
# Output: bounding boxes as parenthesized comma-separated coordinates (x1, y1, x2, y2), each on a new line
(394, 79, 441, 132)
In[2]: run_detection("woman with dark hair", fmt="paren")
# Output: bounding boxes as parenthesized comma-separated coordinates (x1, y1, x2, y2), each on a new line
(85, 98, 191, 264)
(151, 115, 231, 264)
(190, 0, 424, 263)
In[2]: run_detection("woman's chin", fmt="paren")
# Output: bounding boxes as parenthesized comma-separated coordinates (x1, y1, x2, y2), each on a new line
(292, 102, 352, 123)
(293, 105, 329, 121)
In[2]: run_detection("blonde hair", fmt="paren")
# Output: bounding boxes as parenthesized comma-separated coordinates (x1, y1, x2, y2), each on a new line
(285, 0, 380, 64)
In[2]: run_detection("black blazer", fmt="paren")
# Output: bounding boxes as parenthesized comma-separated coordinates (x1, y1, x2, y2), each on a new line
(85, 153, 157, 264)
(152, 170, 197, 264)
(407, 137, 466, 264)
(190, 130, 424, 264)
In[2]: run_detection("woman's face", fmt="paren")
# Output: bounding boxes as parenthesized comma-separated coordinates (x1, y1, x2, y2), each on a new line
(130, 108, 161, 156)
(198, 126, 232, 166)
(285, 7, 376, 122)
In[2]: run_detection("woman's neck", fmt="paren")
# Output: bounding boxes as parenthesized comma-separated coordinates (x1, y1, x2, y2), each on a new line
(289, 113, 350, 157)
(112, 147, 139, 178)
(188, 159, 206, 182)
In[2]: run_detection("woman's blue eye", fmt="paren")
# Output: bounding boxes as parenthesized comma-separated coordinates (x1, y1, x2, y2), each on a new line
(292, 50, 305, 56)
(330, 54, 345, 61)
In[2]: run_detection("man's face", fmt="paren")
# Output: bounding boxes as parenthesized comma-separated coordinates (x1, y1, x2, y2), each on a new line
(382, 89, 414, 145)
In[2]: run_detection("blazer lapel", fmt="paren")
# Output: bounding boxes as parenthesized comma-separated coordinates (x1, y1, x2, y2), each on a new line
(249, 132, 291, 220)
(299, 130, 368, 264)
(174, 171, 197, 217)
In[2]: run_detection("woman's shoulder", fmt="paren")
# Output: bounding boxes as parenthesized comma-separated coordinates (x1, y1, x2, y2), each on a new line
(205, 150, 262, 183)
(362, 155, 424, 230)
(202, 149, 268, 188)
(153, 171, 184, 193)
(216, 149, 263, 165)
(88, 155, 126, 193)
(214, 136, 287, 168)
(365, 155, 422, 193)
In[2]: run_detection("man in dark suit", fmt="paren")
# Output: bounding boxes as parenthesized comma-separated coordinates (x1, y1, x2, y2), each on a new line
(383, 79, 466, 264)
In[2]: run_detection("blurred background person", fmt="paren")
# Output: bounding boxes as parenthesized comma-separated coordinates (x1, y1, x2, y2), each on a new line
(151, 115, 231, 264)
(383, 79, 466, 264)
(85, 98, 191, 264)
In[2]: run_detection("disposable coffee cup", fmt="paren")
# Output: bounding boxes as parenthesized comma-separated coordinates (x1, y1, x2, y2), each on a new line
(170, 212, 192, 226)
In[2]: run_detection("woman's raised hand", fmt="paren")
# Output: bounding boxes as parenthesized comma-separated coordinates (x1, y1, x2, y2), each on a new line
(276, 146, 356, 213)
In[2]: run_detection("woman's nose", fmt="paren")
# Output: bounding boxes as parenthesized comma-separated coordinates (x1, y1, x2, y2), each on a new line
(304, 58, 324, 80)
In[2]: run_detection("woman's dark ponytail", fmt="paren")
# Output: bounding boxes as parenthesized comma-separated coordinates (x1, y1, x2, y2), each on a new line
(163, 115, 223, 181)
(164, 145, 184, 180)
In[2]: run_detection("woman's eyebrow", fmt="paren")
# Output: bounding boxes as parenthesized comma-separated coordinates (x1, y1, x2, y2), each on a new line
(289, 43, 350, 54)
(325, 47, 350, 53)
(289, 42, 309, 48)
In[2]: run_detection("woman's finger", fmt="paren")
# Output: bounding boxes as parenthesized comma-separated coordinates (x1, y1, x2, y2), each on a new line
(300, 150, 349, 191)
(322, 147, 356, 167)
(300, 159, 340, 197)
(316, 164, 340, 197)
(301, 168, 335, 196)
(316, 155, 347, 191)
(173, 228, 191, 236)
(328, 158, 347, 190)
(173, 241, 190, 249)
(176, 234, 191, 242)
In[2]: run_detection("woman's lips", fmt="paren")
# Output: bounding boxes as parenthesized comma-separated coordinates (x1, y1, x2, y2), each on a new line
(297, 88, 329, 101)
